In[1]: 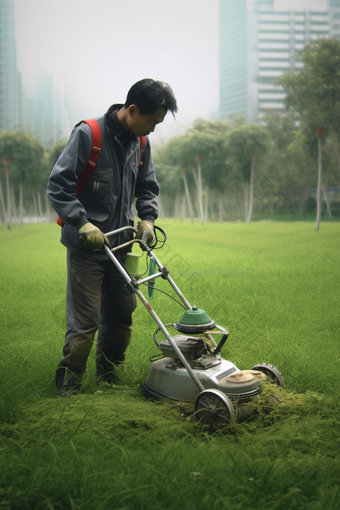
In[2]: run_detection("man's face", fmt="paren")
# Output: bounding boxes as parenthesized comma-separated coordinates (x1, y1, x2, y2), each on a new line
(127, 106, 167, 137)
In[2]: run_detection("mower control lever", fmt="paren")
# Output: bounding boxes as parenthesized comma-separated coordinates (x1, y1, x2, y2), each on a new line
(213, 332, 229, 355)
(153, 324, 176, 348)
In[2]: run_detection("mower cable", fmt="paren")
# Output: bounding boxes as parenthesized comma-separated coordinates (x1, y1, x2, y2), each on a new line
(135, 226, 167, 278)
(148, 225, 167, 250)
(140, 282, 187, 310)
(138, 251, 150, 278)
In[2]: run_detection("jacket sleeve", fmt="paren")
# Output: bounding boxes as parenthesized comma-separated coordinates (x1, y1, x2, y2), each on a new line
(46, 123, 92, 230)
(135, 137, 159, 222)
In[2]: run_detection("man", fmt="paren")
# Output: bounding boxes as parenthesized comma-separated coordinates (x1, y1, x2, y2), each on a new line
(47, 78, 178, 396)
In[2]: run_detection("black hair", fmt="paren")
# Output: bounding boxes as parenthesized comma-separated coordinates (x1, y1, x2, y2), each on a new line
(125, 79, 178, 116)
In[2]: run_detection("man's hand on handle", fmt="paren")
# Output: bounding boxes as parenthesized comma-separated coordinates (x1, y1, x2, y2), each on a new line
(78, 222, 110, 249)
(135, 220, 154, 245)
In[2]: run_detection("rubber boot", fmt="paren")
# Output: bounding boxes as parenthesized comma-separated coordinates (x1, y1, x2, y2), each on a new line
(55, 363, 84, 397)
(96, 354, 126, 385)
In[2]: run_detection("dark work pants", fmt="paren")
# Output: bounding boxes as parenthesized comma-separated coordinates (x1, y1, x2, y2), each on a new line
(58, 250, 137, 378)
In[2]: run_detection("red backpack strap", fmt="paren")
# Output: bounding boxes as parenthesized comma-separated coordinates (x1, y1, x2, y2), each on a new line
(75, 119, 102, 195)
(137, 136, 146, 166)
(56, 119, 102, 227)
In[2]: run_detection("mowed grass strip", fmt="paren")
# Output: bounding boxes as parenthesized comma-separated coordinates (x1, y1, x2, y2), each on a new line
(0, 221, 339, 510)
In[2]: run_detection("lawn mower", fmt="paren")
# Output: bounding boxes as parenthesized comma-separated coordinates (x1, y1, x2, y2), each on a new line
(103, 225, 284, 426)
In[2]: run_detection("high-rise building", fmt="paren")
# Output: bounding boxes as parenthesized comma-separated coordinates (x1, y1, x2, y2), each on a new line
(219, 0, 340, 122)
(0, 0, 20, 130)
(26, 73, 55, 142)
(24, 73, 73, 146)
(0, 2, 70, 142)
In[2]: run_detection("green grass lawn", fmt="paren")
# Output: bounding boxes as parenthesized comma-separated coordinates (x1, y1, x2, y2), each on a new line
(0, 221, 339, 510)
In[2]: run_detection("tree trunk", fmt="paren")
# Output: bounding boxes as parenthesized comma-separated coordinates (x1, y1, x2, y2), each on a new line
(37, 191, 44, 221)
(0, 178, 6, 224)
(321, 177, 332, 219)
(181, 170, 194, 223)
(19, 183, 23, 227)
(174, 193, 180, 221)
(219, 196, 224, 223)
(191, 166, 201, 222)
(195, 157, 204, 224)
(158, 194, 165, 219)
(44, 190, 50, 223)
(32, 192, 39, 222)
(246, 158, 254, 224)
(209, 199, 214, 221)
(180, 194, 186, 222)
(195, 195, 200, 223)
(236, 191, 242, 220)
(315, 138, 322, 231)
(244, 183, 248, 223)
(336, 132, 340, 183)
(5, 166, 11, 230)
(204, 187, 209, 222)
(11, 187, 18, 223)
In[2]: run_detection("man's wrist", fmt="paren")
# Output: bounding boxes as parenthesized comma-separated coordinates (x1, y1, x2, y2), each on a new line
(74, 215, 89, 231)
(140, 218, 154, 224)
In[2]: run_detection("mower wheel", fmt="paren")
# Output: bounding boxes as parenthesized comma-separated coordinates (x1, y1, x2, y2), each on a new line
(251, 363, 285, 388)
(195, 389, 234, 426)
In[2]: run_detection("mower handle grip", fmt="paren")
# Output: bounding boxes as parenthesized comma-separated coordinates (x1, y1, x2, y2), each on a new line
(138, 230, 152, 252)
(141, 230, 149, 243)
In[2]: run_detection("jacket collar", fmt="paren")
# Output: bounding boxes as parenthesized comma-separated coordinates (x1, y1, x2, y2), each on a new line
(105, 103, 138, 142)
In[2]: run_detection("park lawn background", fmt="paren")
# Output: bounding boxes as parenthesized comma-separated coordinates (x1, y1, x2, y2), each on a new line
(0, 221, 339, 510)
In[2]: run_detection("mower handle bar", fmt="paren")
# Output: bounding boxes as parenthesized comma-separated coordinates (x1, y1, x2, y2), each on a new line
(104, 226, 149, 252)
(102, 227, 192, 311)
(105, 226, 137, 238)
(101, 227, 208, 393)
(104, 226, 151, 253)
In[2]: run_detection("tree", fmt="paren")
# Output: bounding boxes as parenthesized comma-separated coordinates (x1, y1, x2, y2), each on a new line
(184, 119, 231, 192)
(0, 130, 46, 227)
(228, 124, 270, 223)
(152, 138, 189, 219)
(160, 120, 231, 223)
(261, 111, 316, 213)
(262, 110, 297, 151)
(47, 139, 67, 170)
(277, 37, 340, 230)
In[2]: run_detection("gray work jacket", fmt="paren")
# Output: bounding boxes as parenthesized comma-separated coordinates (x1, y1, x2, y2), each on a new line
(46, 104, 159, 259)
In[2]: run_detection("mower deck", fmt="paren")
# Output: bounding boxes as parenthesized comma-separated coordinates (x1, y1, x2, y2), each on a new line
(143, 356, 266, 403)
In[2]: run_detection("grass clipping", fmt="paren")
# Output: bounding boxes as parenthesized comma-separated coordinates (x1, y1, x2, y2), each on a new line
(175, 378, 338, 436)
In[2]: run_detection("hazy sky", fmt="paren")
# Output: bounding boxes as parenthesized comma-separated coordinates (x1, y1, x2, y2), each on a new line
(13, 0, 220, 143)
